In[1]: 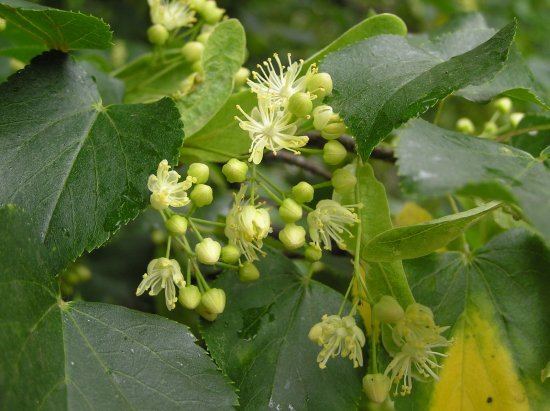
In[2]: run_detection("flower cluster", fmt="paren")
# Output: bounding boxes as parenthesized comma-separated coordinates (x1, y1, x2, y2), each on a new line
(148, 0, 196, 31)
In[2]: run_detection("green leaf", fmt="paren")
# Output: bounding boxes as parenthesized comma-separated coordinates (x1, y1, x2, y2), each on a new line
(509, 112, 550, 157)
(202, 249, 362, 410)
(363, 201, 501, 262)
(181, 90, 255, 162)
(0, 51, 184, 270)
(399, 229, 550, 410)
(321, 20, 516, 158)
(0, 207, 238, 411)
(304, 13, 407, 67)
(396, 119, 550, 243)
(177, 19, 246, 136)
(0, 0, 112, 51)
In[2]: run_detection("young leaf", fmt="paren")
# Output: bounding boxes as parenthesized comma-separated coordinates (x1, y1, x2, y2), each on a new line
(0, 51, 184, 270)
(202, 249, 362, 410)
(363, 201, 501, 262)
(0, 0, 112, 51)
(321, 20, 516, 158)
(177, 19, 246, 136)
(396, 119, 550, 243)
(0, 207, 238, 411)
(399, 229, 550, 410)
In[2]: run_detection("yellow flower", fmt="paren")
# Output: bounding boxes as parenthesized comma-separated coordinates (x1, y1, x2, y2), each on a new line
(136, 258, 185, 310)
(307, 200, 359, 250)
(148, 160, 195, 210)
(148, 0, 196, 31)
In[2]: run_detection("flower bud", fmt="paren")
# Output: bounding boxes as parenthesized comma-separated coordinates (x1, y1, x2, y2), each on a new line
(323, 140, 347, 165)
(196, 302, 218, 321)
(304, 243, 323, 262)
(0, 18, 6, 32)
(363, 374, 391, 404)
(494, 97, 512, 113)
(307, 72, 333, 100)
(187, 162, 209, 184)
(234, 67, 250, 89)
(456, 117, 474, 134)
(308, 323, 323, 342)
(201, 288, 226, 314)
(75, 265, 92, 282)
(221, 244, 240, 264)
(279, 224, 306, 250)
(195, 238, 221, 265)
(279, 198, 303, 223)
(322, 121, 347, 140)
(313, 105, 334, 130)
(331, 168, 357, 194)
(179, 285, 202, 309)
(373, 295, 404, 324)
(197, 31, 211, 44)
(291, 181, 314, 203)
(510, 112, 524, 127)
(222, 158, 248, 183)
(151, 228, 167, 245)
(190, 184, 213, 207)
(200, 1, 224, 24)
(165, 215, 188, 235)
(239, 261, 260, 282)
(181, 41, 204, 63)
(288, 92, 313, 118)
(482, 121, 498, 136)
(191, 60, 203, 74)
(147, 24, 169, 46)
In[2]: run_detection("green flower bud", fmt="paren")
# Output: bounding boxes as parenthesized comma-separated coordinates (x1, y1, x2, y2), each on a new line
(279, 198, 303, 223)
(179, 285, 202, 309)
(304, 243, 323, 262)
(322, 140, 347, 165)
(190, 184, 213, 207)
(165, 215, 188, 235)
(482, 121, 498, 136)
(239, 261, 260, 282)
(195, 238, 221, 265)
(321, 121, 347, 140)
(191, 60, 203, 74)
(307, 72, 333, 100)
(187, 162, 209, 184)
(279, 224, 306, 250)
(75, 265, 92, 282)
(234, 67, 250, 89)
(199, 1, 225, 24)
(510, 112, 524, 128)
(494, 97, 512, 113)
(456, 117, 475, 134)
(147, 24, 169, 46)
(196, 302, 218, 321)
(9, 59, 25, 72)
(373, 295, 404, 324)
(151, 228, 167, 245)
(288, 92, 313, 118)
(312, 105, 334, 130)
(221, 244, 241, 264)
(222, 158, 248, 183)
(201, 288, 226, 314)
(181, 41, 204, 63)
(331, 168, 357, 194)
(291, 181, 314, 203)
(0, 18, 6, 32)
(363, 374, 391, 404)
(197, 31, 211, 44)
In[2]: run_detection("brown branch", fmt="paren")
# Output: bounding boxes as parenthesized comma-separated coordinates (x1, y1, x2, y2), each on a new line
(265, 151, 332, 179)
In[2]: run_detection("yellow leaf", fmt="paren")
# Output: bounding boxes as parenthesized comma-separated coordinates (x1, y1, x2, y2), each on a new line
(394, 202, 432, 227)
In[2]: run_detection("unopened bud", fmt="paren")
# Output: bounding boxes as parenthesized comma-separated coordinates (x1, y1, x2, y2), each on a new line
(308, 323, 323, 342)
(495, 97, 512, 114)
(291, 181, 314, 203)
(151, 228, 167, 245)
(221, 244, 240, 264)
(304, 243, 323, 262)
(363, 374, 391, 404)
(181, 41, 204, 63)
(279, 224, 306, 249)
(373, 296, 404, 324)
(288, 92, 313, 118)
(165, 215, 188, 235)
(179, 285, 202, 309)
(147, 24, 169, 46)
(0, 18, 6, 32)
(200, 1, 224, 24)
(201, 288, 226, 314)
(482, 121, 498, 136)
(510, 112, 524, 128)
(331, 168, 357, 194)
(187, 162, 209, 184)
(279, 198, 303, 223)
(307, 72, 333, 100)
(239, 261, 260, 282)
(195, 238, 221, 265)
(234, 67, 250, 89)
(456, 117, 474, 134)
(222, 158, 248, 183)
(191, 60, 203, 74)
(196, 302, 218, 321)
(323, 140, 347, 165)
(322, 121, 347, 140)
(197, 31, 211, 44)
(190, 184, 213, 207)
(313, 105, 334, 130)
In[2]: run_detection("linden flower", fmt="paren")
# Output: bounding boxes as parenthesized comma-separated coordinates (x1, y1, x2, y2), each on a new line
(136, 258, 185, 310)
(236, 98, 308, 164)
(307, 199, 359, 250)
(148, 160, 195, 210)
(247, 53, 316, 106)
(309, 314, 366, 369)
(225, 185, 272, 261)
(148, 0, 196, 31)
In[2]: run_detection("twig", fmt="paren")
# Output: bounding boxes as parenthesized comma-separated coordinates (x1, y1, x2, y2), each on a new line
(265, 151, 332, 179)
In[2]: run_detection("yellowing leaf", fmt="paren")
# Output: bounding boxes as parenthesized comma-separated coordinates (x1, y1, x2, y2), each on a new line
(395, 202, 433, 227)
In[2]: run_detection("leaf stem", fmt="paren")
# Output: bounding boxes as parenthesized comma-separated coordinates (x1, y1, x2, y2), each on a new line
(190, 217, 226, 227)
(447, 194, 470, 254)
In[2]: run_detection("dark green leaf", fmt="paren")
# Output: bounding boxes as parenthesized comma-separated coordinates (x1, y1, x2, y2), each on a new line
(0, 207, 238, 411)
(396, 119, 550, 243)
(177, 19, 246, 136)
(0, 51, 184, 270)
(321, 21, 516, 158)
(0, 0, 112, 51)
(363, 201, 501, 262)
(202, 249, 362, 410)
